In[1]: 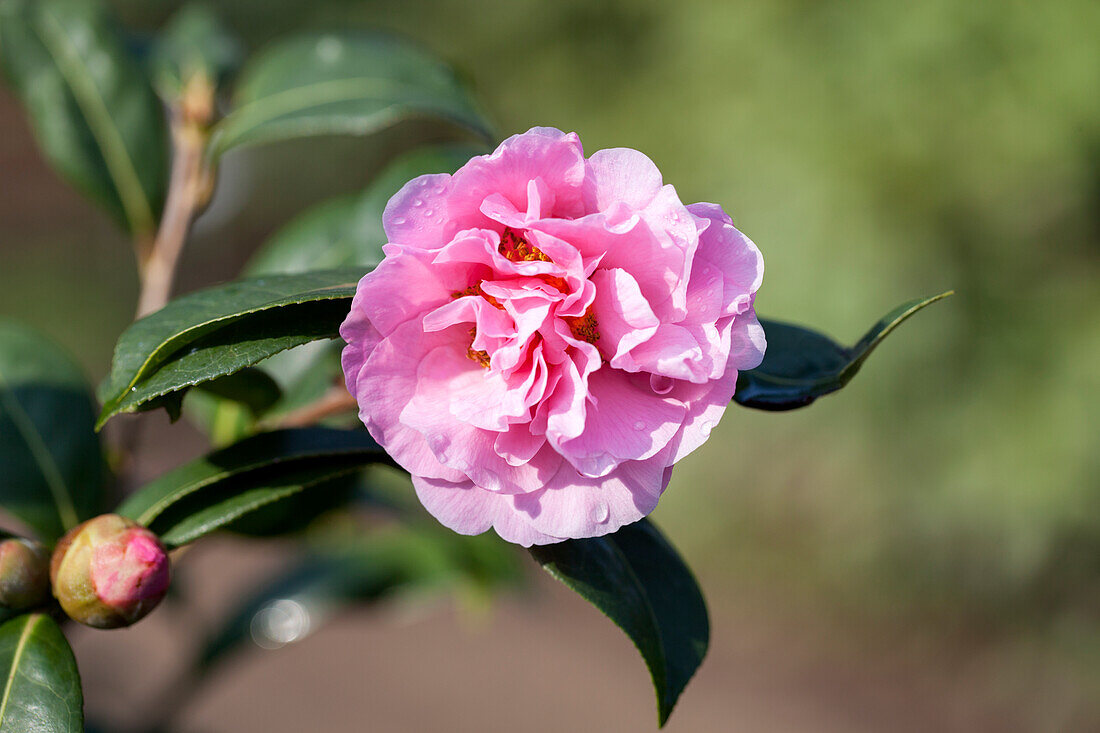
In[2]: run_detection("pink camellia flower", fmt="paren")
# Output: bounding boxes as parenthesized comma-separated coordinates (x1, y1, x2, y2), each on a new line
(341, 127, 765, 546)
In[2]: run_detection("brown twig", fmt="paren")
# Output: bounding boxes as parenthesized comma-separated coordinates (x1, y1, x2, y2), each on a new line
(267, 385, 359, 429)
(134, 75, 216, 318)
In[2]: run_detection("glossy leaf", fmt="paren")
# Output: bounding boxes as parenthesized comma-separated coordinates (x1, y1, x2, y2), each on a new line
(0, 0, 168, 236)
(0, 614, 83, 733)
(210, 31, 492, 156)
(148, 4, 242, 97)
(95, 268, 368, 428)
(200, 525, 522, 668)
(0, 321, 103, 542)
(117, 427, 389, 548)
(735, 292, 953, 411)
(530, 519, 708, 727)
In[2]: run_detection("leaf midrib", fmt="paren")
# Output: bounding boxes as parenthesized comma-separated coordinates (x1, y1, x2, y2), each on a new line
(35, 6, 155, 236)
(0, 616, 38, 727)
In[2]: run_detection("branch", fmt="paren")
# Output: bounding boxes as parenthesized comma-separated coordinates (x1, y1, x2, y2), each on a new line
(135, 76, 216, 318)
(267, 385, 359, 429)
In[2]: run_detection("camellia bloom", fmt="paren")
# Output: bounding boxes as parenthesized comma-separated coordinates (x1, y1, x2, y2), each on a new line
(341, 127, 765, 546)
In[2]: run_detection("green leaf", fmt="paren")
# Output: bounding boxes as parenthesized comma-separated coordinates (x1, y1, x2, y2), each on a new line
(0, 614, 83, 733)
(148, 3, 242, 97)
(0, 0, 168, 237)
(117, 427, 389, 548)
(200, 525, 522, 668)
(95, 268, 368, 429)
(0, 321, 103, 542)
(210, 31, 492, 157)
(247, 143, 485, 276)
(735, 291, 953, 411)
(530, 519, 708, 727)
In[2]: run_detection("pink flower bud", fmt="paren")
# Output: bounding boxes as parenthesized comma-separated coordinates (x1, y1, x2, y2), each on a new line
(50, 515, 170, 629)
(0, 537, 50, 610)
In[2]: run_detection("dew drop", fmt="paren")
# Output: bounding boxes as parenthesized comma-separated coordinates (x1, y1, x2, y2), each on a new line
(591, 501, 610, 523)
(315, 36, 343, 63)
(424, 209, 435, 217)
(412, 198, 424, 207)
(393, 217, 406, 225)
(429, 435, 449, 462)
(633, 420, 646, 431)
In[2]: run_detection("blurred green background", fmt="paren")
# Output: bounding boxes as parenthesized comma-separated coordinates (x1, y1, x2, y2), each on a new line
(3, 0, 1099, 729)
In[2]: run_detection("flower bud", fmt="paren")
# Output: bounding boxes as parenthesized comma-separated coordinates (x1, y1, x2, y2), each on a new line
(0, 537, 50, 610)
(50, 515, 170, 629)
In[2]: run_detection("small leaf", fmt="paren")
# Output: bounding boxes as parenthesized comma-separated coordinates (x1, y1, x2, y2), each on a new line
(96, 268, 368, 428)
(0, 321, 103, 542)
(0, 614, 83, 733)
(148, 3, 242, 97)
(735, 291, 953, 411)
(0, 0, 168, 237)
(117, 427, 389, 548)
(210, 31, 492, 157)
(530, 519, 709, 727)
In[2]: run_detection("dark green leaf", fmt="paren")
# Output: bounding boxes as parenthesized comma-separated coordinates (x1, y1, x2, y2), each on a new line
(192, 368, 281, 417)
(148, 4, 242, 97)
(0, 0, 168, 236)
(0, 321, 103, 542)
(247, 143, 486, 276)
(116, 427, 389, 548)
(95, 268, 368, 428)
(200, 525, 522, 668)
(530, 519, 708, 727)
(210, 31, 492, 157)
(735, 291, 953, 411)
(0, 614, 83, 733)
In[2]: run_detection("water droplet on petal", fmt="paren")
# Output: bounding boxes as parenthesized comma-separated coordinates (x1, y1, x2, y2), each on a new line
(633, 420, 645, 431)
(591, 501, 610, 523)
(393, 217, 406, 225)
(424, 209, 435, 217)
(429, 435, 449, 462)
(412, 198, 424, 207)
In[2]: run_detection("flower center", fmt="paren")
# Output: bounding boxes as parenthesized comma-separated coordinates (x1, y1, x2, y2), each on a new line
(454, 228, 599, 367)
(499, 228, 551, 262)
(466, 327, 491, 368)
(564, 309, 600, 344)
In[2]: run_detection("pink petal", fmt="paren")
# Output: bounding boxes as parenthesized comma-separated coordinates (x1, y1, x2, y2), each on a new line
(558, 368, 685, 477)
